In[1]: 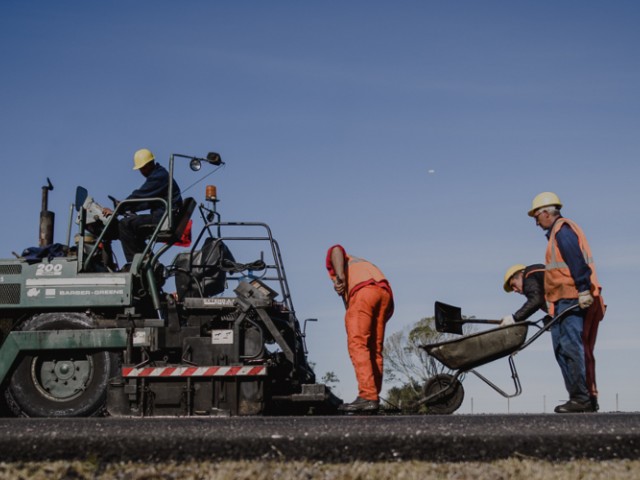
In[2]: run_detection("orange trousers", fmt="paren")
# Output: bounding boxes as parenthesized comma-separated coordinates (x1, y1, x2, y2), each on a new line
(345, 285, 393, 401)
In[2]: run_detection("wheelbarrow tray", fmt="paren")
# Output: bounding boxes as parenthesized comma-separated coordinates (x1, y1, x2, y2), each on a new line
(422, 323, 528, 371)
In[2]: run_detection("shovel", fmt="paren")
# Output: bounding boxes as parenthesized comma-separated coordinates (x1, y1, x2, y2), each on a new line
(434, 301, 502, 335)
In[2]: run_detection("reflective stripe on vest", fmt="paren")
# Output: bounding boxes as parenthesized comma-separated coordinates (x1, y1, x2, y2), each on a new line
(544, 218, 601, 307)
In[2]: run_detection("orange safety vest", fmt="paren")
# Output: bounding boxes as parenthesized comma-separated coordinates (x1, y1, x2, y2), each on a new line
(326, 246, 392, 303)
(545, 217, 602, 305)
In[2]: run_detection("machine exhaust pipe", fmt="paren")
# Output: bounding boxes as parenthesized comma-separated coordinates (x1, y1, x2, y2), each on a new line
(39, 178, 55, 247)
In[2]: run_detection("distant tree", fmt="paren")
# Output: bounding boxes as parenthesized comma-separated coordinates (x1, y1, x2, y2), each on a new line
(321, 371, 340, 389)
(384, 382, 429, 413)
(307, 362, 340, 390)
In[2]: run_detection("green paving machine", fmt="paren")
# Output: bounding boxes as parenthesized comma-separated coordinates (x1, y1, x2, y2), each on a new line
(0, 152, 340, 417)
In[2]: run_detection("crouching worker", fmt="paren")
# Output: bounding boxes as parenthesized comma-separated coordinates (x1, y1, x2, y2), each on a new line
(500, 263, 547, 326)
(326, 245, 394, 413)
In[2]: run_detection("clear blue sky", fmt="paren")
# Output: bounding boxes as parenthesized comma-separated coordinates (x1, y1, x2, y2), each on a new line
(1, 1, 638, 413)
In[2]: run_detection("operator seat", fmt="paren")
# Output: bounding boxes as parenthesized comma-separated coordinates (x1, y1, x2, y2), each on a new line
(139, 197, 196, 247)
(157, 197, 196, 245)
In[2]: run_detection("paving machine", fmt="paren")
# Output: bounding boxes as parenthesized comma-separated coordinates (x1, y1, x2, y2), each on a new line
(0, 152, 341, 417)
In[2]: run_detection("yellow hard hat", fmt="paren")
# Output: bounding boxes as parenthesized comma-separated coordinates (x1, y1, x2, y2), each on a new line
(528, 191, 562, 217)
(133, 148, 155, 170)
(503, 264, 526, 292)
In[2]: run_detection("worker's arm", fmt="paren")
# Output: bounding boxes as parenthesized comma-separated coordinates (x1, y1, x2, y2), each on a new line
(555, 224, 592, 293)
(513, 275, 546, 321)
(556, 223, 595, 309)
(330, 247, 347, 296)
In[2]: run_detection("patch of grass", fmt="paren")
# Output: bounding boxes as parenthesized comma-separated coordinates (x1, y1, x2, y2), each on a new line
(1, 459, 638, 480)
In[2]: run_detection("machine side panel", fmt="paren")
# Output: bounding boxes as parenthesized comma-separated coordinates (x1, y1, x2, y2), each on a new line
(0, 259, 132, 308)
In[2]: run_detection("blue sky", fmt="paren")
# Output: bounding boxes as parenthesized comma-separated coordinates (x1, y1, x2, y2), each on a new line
(1, 2, 639, 413)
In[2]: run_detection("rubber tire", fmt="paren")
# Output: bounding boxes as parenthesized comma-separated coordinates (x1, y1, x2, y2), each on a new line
(422, 374, 465, 414)
(4, 312, 119, 417)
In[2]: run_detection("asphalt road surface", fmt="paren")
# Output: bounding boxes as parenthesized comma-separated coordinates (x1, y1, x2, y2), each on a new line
(1, 413, 638, 463)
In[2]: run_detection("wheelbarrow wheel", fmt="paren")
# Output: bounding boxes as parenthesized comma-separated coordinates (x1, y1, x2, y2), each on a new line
(422, 374, 464, 414)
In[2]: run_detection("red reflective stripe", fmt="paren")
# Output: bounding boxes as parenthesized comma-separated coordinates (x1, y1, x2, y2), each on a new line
(122, 366, 267, 377)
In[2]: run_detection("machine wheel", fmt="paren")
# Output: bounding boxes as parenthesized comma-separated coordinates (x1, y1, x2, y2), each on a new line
(422, 374, 464, 414)
(4, 313, 119, 417)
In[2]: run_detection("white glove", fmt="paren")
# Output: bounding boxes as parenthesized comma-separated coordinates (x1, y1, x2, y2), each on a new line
(578, 291, 594, 309)
(500, 314, 515, 327)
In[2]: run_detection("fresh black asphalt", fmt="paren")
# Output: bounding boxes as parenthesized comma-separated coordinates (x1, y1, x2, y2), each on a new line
(1, 413, 638, 462)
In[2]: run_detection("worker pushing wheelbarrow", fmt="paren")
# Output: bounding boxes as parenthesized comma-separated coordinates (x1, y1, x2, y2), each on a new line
(413, 301, 579, 414)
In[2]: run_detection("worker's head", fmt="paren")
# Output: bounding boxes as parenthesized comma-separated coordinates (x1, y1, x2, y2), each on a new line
(133, 148, 156, 175)
(503, 264, 526, 294)
(528, 192, 562, 229)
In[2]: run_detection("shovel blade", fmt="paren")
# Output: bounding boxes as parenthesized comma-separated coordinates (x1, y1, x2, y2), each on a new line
(434, 301, 464, 335)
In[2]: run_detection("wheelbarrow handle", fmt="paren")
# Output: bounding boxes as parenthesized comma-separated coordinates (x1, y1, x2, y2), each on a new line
(520, 304, 581, 349)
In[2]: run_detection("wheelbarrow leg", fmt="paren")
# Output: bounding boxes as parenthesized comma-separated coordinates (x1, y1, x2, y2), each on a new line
(468, 354, 523, 398)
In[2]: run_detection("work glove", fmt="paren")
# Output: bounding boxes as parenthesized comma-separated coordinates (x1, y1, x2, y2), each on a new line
(500, 314, 515, 327)
(578, 291, 594, 309)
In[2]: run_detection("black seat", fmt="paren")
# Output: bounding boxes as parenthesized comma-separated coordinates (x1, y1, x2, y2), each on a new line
(156, 197, 196, 244)
(172, 237, 236, 300)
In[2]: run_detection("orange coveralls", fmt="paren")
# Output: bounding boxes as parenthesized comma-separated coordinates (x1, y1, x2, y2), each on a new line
(326, 245, 394, 401)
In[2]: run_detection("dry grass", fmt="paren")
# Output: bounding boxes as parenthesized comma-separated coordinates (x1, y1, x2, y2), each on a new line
(1, 459, 639, 480)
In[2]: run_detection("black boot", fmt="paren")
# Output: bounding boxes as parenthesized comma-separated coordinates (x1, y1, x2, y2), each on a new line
(554, 399, 594, 413)
(338, 396, 379, 413)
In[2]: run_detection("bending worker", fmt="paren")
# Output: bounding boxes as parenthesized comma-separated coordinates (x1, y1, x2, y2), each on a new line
(529, 192, 605, 413)
(326, 245, 394, 413)
(500, 263, 548, 326)
(103, 148, 182, 266)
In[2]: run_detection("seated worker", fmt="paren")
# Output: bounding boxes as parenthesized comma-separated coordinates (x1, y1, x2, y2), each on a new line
(500, 263, 547, 326)
(103, 148, 182, 266)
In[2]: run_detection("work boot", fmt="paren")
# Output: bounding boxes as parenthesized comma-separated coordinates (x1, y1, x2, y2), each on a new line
(590, 396, 600, 412)
(554, 399, 594, 413)
(338, 396, 379, 413)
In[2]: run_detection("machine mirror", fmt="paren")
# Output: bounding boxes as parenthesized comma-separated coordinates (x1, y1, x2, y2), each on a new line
(75, 186, 88, 211)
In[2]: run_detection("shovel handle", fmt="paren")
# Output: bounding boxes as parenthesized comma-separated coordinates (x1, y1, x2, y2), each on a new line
(451, 319, 501, 325)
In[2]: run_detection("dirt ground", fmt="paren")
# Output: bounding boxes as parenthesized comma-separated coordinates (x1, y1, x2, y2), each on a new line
(1, 459, 639, 480)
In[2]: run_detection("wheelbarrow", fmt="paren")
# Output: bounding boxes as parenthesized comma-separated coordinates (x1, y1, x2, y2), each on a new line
(414, 301, 579, 414)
